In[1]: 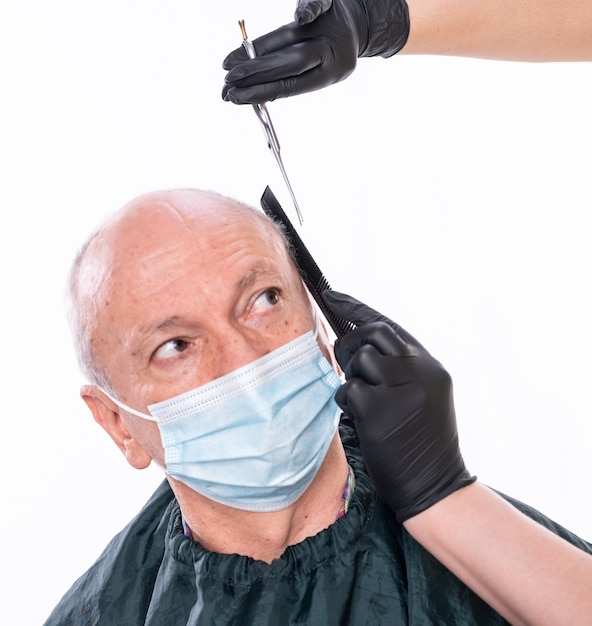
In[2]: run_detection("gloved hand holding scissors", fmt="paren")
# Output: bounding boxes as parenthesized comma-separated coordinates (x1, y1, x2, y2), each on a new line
(322, 289, 475, 522)
(222, 0, 409, 105)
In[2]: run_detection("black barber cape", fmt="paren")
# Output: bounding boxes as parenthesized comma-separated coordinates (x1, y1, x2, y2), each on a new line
(45, 420, 592, 625)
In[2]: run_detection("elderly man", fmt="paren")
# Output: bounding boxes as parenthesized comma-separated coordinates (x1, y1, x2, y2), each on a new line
(45, 188, 592, 625)
(70, 188, 349, 564)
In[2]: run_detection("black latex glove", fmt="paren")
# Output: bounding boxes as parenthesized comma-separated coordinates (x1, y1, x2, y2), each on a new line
(322, 290, 476, 523)
(222, 0, 409, 104)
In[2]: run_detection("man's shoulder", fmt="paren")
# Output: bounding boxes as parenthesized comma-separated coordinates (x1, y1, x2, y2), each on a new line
(43, 480, 175, 626)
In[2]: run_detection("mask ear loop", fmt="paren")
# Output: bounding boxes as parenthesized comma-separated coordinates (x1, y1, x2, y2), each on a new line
(305, 285, 341, 375)
(97, 387, 159, 422)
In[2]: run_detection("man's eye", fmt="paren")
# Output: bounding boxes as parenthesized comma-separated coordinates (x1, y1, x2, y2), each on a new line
(254, 288, 281, 311)
(153, 339, 189, 360)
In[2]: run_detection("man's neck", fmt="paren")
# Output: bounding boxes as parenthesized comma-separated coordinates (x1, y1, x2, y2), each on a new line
(168, 434, 350, 563)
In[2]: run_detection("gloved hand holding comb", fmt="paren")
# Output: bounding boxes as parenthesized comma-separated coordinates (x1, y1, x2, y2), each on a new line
(322, 290, 475, 523)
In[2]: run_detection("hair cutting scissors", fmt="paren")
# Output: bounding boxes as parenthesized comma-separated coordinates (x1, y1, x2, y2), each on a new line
(239, 20, 304, 225)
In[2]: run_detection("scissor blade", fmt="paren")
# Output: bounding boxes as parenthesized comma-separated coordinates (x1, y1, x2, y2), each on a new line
(272, 150, 304, 226)
(252, 104, 303, 225)
(252, 104, 280, 153)
(240, 20, 303, 225)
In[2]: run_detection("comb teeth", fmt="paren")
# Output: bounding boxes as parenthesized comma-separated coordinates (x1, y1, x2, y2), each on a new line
(315, 276, 330, 292)
(260, 187, 355, 339)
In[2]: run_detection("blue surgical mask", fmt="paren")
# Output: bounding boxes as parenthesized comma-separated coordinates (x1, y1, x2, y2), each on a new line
(103, 329, 342, 512)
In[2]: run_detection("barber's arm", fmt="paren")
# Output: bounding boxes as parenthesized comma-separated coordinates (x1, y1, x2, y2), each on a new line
(404, 0, 592, 62)
(323, 289, 592, 626)
(222, 0, 592, 105)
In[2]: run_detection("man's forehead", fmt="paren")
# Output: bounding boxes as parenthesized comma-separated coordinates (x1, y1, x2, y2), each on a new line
(87, 190, 277, 267)
(109, 191, 248, 244)
(78, 189, 295, 303)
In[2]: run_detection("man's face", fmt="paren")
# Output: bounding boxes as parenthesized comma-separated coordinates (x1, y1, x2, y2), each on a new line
(85, 192, 316, 464)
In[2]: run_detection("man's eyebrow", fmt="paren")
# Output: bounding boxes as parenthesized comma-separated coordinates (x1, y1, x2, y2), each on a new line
(138, 315, 190, 339)
(233, 264, 282, 296)
(130, 316, 191, 358)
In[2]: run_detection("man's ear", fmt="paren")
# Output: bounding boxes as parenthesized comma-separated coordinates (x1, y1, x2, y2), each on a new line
(81, 385, 152, 470)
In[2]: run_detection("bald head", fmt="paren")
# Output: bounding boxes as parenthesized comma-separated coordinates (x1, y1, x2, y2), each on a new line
(67, 189, 296, 394)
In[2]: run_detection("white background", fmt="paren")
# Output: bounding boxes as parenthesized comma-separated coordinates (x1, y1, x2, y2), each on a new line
(1, 2, 591, 624)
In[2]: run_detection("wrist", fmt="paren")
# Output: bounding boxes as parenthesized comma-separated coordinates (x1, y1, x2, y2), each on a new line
(402, 480, 478, 532)
(392, 467, 476, 523)
(358, 0, 410, 58)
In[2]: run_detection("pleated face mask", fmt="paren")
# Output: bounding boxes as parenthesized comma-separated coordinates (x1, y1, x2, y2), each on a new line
(103, 328, 342, 512)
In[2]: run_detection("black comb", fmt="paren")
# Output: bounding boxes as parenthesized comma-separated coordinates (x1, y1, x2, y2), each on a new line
(260, 186, 355, 339)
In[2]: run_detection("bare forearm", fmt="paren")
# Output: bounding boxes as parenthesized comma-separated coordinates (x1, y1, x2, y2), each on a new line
(403, 0, 592, 61)
(404, 483, 592, 626)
